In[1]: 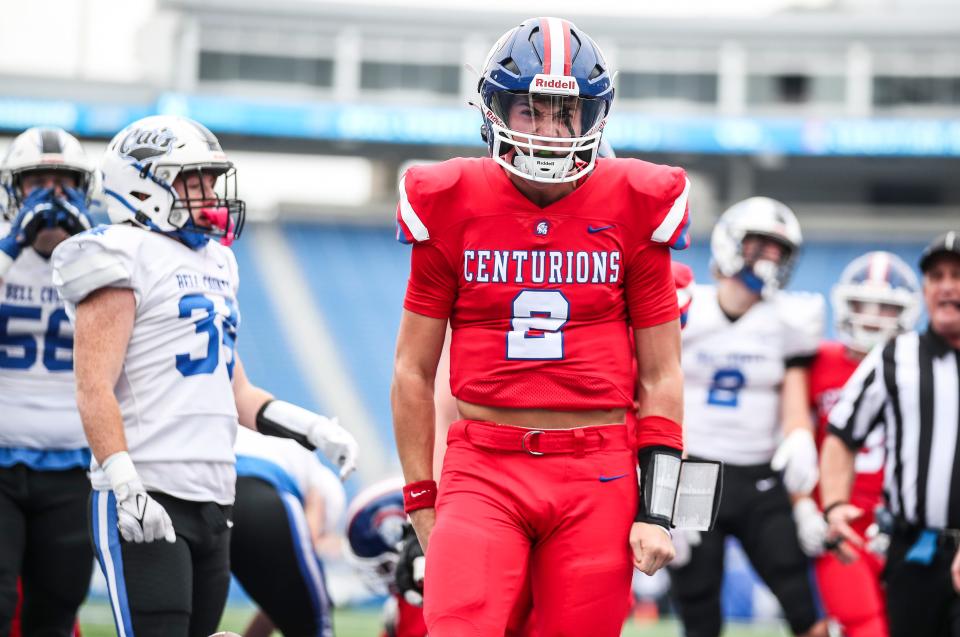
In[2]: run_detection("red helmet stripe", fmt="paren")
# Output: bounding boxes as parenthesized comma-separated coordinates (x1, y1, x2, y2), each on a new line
(869, 251, 890, 283)
(541, 17, 568, 77)
(540, 17, 553, 74)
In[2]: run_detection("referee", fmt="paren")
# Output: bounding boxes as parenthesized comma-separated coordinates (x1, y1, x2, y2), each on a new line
(821, 230, 960, 637)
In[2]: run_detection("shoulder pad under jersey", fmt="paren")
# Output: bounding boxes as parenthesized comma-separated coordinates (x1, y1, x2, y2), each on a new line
(395, 159, 471, 244)
(775, 291, 826, 359)
(51, 225, 141, 312)
(618, 159, 691, 250)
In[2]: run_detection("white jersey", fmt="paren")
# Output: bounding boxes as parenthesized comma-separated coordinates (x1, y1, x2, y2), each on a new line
(0, 219, 86, 456)
(235, 426, 346, 531)
(682, 284, 824, 465)
(52, 224, 241, 504)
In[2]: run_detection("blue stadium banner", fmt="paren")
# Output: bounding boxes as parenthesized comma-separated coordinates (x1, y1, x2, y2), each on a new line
(1, 93, 960, 157)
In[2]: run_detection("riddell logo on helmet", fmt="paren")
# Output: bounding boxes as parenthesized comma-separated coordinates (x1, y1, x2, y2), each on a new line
(530, 74, 579, 96)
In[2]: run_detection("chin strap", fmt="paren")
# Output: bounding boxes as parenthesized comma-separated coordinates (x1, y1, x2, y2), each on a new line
(736, 267, 766, 295)
(170, 221, 211, 249)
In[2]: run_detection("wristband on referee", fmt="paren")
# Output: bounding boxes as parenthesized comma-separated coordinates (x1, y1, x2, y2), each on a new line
(403, 480, 438, 513)
(822, 500, 847, 522)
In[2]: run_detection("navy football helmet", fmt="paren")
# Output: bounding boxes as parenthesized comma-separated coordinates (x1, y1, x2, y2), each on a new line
(832, 251, 920, 354)
(344, 477, 407, 595)
(476, 17, 614, 183)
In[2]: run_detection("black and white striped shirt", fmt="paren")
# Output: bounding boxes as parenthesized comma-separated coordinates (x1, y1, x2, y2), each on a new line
(828, 328, 960, 530)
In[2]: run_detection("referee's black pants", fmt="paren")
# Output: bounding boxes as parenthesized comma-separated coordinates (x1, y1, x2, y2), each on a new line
(88, 490, 233, 637)
(885, 528, 960, 637)
(0, 465, 93, 637)
(669, 461, 820, 637)
(231, 476, 334, 637)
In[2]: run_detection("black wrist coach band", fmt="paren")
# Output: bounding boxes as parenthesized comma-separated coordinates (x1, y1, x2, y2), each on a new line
(822, 500, 847, 522)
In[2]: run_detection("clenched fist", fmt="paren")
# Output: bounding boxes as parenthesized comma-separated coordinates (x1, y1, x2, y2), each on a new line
(630, 522, 675, 575)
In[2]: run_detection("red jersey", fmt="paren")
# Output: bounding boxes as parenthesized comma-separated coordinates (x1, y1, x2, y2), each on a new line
(809, 341, 885, 532)
(398, 157, 690, 412)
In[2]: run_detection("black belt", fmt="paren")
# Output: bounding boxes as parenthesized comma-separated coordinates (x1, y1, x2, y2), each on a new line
(892, 521, 960, 549)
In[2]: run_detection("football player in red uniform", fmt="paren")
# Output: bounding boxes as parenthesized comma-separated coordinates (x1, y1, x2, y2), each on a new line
(391, 17, 690, 636)
(806, 251, 920, 637)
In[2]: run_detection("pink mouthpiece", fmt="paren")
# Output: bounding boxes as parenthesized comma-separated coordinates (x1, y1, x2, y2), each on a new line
(198, 207, 235, 246)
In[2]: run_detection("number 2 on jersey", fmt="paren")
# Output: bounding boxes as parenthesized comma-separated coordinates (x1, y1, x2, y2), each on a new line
(175, 294, 239, 378)
(506, 290, 569, 360)
(706, 368, 746, 407)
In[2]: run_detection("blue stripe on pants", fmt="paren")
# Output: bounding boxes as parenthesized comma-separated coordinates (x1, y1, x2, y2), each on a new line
(91, 490, 135, 637)
(278, 491, 333, 637)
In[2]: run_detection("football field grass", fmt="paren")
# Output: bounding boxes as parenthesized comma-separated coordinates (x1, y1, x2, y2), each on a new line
(78, 600, 790, 636)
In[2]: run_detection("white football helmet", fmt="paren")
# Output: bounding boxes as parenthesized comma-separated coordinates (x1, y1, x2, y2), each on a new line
(832, 251, 921, 354)
(100, 115, 244, 249)
(1, 127, 96, 220)
(711, 196, 803, 297)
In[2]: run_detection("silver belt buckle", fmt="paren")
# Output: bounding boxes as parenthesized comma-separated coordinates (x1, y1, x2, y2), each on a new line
(521, 430, 545, 456)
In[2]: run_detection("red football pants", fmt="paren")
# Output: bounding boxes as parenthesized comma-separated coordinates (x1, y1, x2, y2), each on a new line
(815, 546, 888, 637)
(388, 594, 429, 637)
(424, 419, 637, 637)
(388, 587, 536, 637)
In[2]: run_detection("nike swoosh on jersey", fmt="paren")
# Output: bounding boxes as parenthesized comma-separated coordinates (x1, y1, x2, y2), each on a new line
(599, 473, 629, 482)
(135, 493, 147, 520)
(587, 224, 615, 233)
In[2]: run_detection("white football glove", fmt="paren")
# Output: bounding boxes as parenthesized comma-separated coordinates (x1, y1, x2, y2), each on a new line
(771, 429, 819, 496)
(792, 497, 827, 558)
(404, 556, 426, 606)
(668, 529, 701, 569)
(102, 451, 176, 544)
(865, 522, 890, 556)
(307, 415, 358, 481)
(260, 400, 360, 481)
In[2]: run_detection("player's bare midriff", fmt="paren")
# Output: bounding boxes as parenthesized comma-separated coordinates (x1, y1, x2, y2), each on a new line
(457, 401, 626, 429)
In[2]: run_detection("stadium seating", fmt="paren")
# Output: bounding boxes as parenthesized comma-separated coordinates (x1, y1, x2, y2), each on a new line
(282, 222, 409, 444)
(232, 237, 320, 413)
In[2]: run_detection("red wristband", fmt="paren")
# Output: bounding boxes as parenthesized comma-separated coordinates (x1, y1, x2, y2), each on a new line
(403, 480, 438, 513)
(635, 415, 683, 451)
